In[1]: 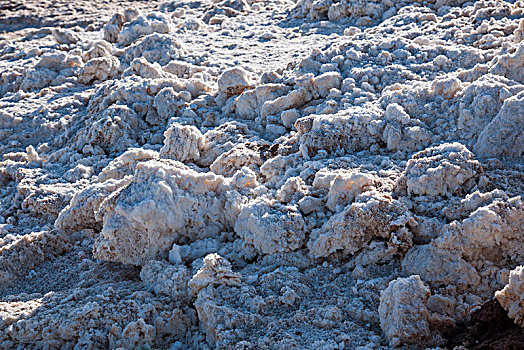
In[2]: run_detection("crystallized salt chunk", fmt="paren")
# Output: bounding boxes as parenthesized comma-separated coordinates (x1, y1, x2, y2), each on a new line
(379, 275, 431, 347)
(188, 254, 241, 297)
(117, 12, 173, 46)
(234, 197, 307, 254)
(308, 191, 414, 258)
(217, 67, 252, 95)
(160, 123, 204, 162)
(395, 142, 483, 197)
(496, 266, 524, 327)
(474, 90, 524, 158)
(93, 160, 245, 265)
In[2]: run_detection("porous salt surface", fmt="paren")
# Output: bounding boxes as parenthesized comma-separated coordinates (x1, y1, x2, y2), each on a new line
(0, 0, 523, 348)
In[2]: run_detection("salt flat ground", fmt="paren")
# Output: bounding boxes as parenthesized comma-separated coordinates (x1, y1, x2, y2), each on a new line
(0, 0, 523, 349)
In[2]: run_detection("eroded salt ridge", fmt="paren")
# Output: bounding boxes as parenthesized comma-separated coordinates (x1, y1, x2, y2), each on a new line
(0, 0, 523, 348)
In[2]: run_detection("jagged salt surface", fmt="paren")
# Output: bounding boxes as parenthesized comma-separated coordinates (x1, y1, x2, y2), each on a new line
(0, 0, 523, 349)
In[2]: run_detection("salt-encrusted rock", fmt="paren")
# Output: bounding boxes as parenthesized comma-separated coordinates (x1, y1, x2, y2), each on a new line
(52, 28, 80, 44)
(312, 170, 376, 212)
(308, 191, 414, 258)
(82, 40, 115, 62)
(210, 142, 264, 177)
(259, 72, 341, 118)
(34, 52, 83, 72)
(97, 148, 159, 182)
(20, 52, 83, 91)
(234, 197, 307, 255)
(260, 87, 312, 118)
(55, 178, 129, 232)
(259, 152, 302, 188)
(93, 160, 245, 265)
(120, 319, 156, 349)
(199, 121, 251, 166)
(378, 275, 431, 347)
(188, 254, 241, 297)
(383, 103, 410, 125)
(103, 13, 125, 43)
(280, 109, 300, 128)
(310, 71, 342, 98)
(296, 105, 384, 157)
(436, 195, 524, 266)
(276, 176, 308, 204)
(103, 10, 140, 43)
(117, 12, 172, 46)
(78, 55, 120, 84)
(218, 67, 252, 95)
(235, 83, 291, 119)
(74, 104, 147, 155)
(86, 75, 156, 118)
(19, 68, 57, 91)
(122, 57, 164, 79)
(382, 104, 432, 152)
(140, 260, 189, 298)
(457, 74, 523, 143)
(489, 42, 524, 83)
(395, 142, 483, 197)
(514, 18, 524, 43)
(496, 266, 524, 327)
(231, 166, 260, 190)
(404, 194, 524, 293)
(154, 87, 190, 120)
(160, 123, 204, 162)
(120, 33, 186, 66)
(474, 90, 524, 158)
(402, 244, 481, 291)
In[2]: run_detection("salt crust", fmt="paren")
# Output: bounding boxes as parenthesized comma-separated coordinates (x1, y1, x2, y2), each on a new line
(1, 0, 524, 348)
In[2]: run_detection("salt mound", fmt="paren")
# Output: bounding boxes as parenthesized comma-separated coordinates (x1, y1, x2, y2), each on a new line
(496, 266, 524, 327)
(395, 142, 484, 197)
(379, 275, 432, 347)
(93, 159, 247, 265)
(474, 90, 524, 158)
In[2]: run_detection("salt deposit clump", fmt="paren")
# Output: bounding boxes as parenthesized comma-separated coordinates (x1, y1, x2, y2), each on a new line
(93, 159, 247, 265)
(160, 123, 204, 162)
(496, 266, 524, 327)
(117, 12, 173, 46)
(217, 67, 253, 95)
(474, 90, 524, 158)
(378, 275, 432, 347)
(308, 191, 414, 258)
(395, 142, 484, 197)
(1, 0, 524, 348)
(234, 198, 307, 254)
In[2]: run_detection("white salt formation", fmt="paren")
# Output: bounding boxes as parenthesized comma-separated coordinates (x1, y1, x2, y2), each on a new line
(496, 266, 524, 327)
(0, 0, 523, 348)
(378, 275, 432, 347)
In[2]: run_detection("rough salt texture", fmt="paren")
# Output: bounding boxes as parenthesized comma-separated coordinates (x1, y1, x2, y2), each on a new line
(234, 197, 307, 254)
(474, 90, 524, 158)
(160, 123, 204, 162)
(308, 191, 414, 258)
(378, 275, 432, 347)
(496, 266, 524, 328)
(1, 0, 524, 348)
(395, 142, 484, 197)
(93, 159, 248, 265)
